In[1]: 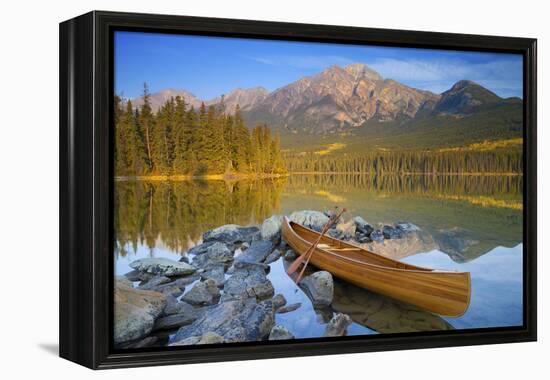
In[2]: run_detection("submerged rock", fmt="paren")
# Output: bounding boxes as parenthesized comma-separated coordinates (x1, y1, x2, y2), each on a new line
(261, 215, 282, 242)
(114, 279, 166, 344)
(325, 313, 352, 337)
(276, 302, 301, 314)
(269, 325, 295, 340)
(130, 257, 196, 277)
(203, 224, 260, 244)
(289, 210, 329, 232)
(182, 279, 220, 306)
(172, 298, 274, 344)
(299, 271, 334, 307)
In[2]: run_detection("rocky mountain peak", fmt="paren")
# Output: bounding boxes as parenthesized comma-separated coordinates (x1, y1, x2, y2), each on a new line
(344, 63, 383, 81)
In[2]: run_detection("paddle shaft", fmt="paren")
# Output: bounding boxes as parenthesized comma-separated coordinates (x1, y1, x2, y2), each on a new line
(286, 211, 339, 275)
(295, 208, 346, 283)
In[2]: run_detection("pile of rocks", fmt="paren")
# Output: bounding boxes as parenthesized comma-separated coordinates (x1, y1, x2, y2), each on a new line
(115, 210, 424, 348)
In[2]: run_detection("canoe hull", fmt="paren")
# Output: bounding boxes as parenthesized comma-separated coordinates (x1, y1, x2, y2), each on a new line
(282, 217, 471, 317)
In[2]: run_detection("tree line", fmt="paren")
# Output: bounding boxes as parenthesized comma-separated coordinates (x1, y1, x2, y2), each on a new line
(114, 84, 286, 177)
(284, 149, 523, 174)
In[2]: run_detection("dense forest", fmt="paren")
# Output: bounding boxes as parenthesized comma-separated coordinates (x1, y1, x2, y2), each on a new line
(284, 149, 523, 174)
(114, 84, 286, 177)
(115, 84, 522, 177)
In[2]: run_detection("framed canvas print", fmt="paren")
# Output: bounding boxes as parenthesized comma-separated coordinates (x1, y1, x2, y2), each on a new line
(59, 11, 537, 369)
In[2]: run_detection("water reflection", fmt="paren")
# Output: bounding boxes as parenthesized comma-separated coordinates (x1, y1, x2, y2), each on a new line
(114, 174, 523, 334)
(115, 174, 522, 261)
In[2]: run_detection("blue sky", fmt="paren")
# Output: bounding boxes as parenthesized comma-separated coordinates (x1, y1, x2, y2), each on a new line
(115, 31, 523, 100)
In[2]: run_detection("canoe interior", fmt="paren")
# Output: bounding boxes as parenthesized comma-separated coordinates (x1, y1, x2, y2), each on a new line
(288, 220, 432, 272)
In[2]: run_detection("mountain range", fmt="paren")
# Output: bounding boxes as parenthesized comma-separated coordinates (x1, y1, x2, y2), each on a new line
(130, 63, 522, 150)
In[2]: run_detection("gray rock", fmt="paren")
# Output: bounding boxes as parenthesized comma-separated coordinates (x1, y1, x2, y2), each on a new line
(261, 215, 282, 242)
(154, 310, 198, 331)
(325, 313, 352, 337)
(169, 332, 225, 346)
(114, 279, 166, 344)
(129, 257, 196, 277)
(235, 240, 275, 265)
(284, 249, 298, 261)
(224, 265, 274, 300)
(116, 336, 159, 349)
(382, 225, 403, 239)
(370, 229, 384, 242)
(269, 325, 295, 340)
(163, 296, 194, 316)
(203, 224, 260, 244)
(289, 210, 329, 232)
(142, 276, 197, 297)
(192, 242, 233, 268)
(186, 241, 218, 256)
(264, 249, 281, 264)
(138, 275, 172, 290)
(201, 264, 226, 287)
(272, 294, 287, 310)
(276, 302, 301, 314)
(172, 298, 274, 344)
(182, 279, 220, 306)
(354, 216, 374, 235)
(299, 271, 334, 307)
(124, 269, 153, 282)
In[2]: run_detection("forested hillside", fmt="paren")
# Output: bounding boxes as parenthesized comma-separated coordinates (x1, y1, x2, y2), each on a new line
(114, 84, 286, 177)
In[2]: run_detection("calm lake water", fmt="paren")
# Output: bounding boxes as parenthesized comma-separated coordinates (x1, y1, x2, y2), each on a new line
(114, 174, 523, 337)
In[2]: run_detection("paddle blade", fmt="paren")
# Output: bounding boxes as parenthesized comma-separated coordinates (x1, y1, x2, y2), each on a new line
(286, 254, 305, 275)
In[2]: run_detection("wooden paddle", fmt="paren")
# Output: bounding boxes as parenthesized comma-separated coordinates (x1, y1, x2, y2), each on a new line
(294, 207, 346, 284)
(287, 207, 346, 282)
(286, 208, 338, 276)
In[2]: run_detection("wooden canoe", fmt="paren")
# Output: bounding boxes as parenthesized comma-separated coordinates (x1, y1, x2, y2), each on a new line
(282, 216, 471, 317)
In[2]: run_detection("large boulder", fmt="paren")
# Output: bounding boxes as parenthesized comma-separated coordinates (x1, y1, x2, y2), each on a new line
(182, 279, 220, 306)
(114, 280, 166, 344)
(129, 257, 196, 277)
(269, 325, 295, 340)
(203, 224, 260, 244)
(289, 210, 329, 232)
(234, 240, 275, 265)
(172, 298, 274, 344)
(192, 242, 233, 269)
(261, 215, 282, 242)
(299, 271, 334, 307)
(325, 313, 352, 337)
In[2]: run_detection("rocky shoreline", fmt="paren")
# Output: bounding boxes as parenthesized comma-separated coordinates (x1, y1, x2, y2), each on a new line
(114, 210, 433, 349)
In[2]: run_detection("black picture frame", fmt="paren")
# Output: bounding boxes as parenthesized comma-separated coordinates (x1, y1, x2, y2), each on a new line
(59, 10, 537, 369)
